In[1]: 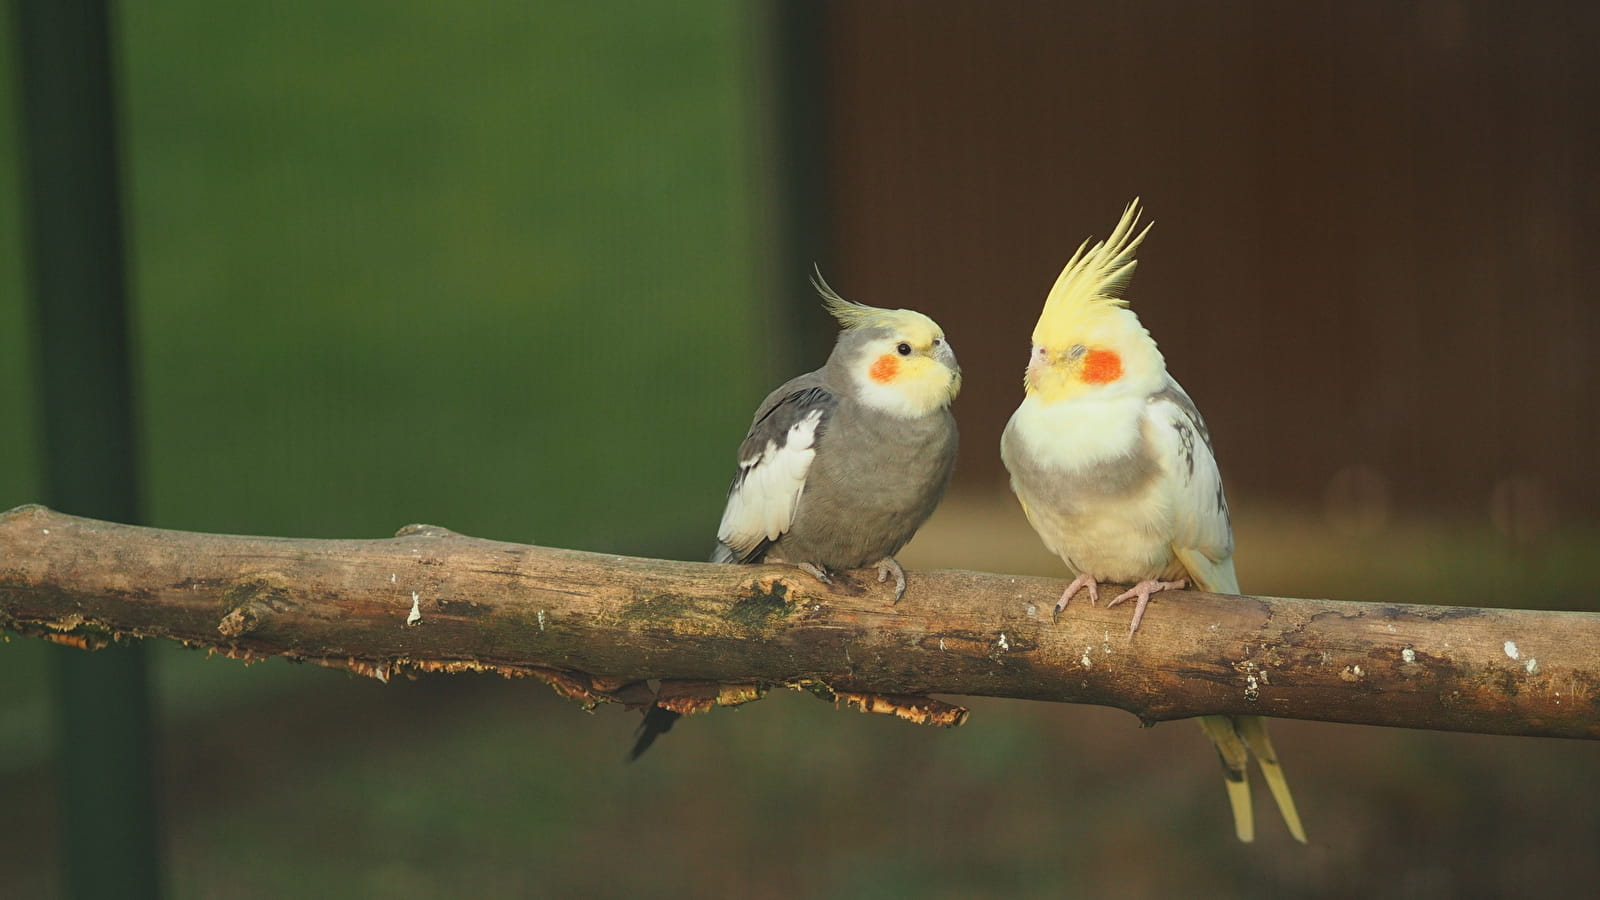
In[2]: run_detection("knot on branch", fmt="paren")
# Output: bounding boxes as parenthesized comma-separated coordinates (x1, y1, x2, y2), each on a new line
(394, 523, 461, 539)
(217, 573, 295, 637)
(2, 503, 50, 522)
(727, 576, 808, 628)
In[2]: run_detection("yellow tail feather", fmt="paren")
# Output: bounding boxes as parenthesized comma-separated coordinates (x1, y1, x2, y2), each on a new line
(1198, 714, 1308, 844)
(1197, 715, 1255, 843)
(1180, 548, 1304, 842)
(1236, 715, 1309, 844)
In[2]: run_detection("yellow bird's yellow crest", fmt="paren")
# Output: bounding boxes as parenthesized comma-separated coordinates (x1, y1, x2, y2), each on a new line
(1032, 198, 1152, 351)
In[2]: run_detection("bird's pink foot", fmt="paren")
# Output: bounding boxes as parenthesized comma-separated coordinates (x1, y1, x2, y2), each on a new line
(873, 557, 908, 604)
(1054, 572, 1101, 617)
(1106, 578, 1187, 636)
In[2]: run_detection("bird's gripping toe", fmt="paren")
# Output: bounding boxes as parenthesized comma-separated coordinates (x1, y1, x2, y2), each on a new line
(795, 561, 833, 587)
(1106, 578, 1187, 636)
(874, 557, 908, 604)
(1053, 572, 1101, 617)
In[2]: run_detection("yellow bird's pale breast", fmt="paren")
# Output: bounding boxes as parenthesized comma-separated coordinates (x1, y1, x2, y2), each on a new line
(1001, 394, 1188, 583)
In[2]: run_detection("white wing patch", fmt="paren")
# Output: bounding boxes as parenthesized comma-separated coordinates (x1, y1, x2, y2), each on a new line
(716, 409, 824, 556)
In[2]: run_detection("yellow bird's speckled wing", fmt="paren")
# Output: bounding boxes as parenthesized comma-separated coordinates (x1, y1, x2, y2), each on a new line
(1146, 378, 1306, 842)
(1144, 376, 1236, 592)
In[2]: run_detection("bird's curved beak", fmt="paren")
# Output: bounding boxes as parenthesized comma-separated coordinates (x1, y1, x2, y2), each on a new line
(936, 340, 962, 398)
(1025, 344, 1049, 382)
(1027, 343, 1084, 379)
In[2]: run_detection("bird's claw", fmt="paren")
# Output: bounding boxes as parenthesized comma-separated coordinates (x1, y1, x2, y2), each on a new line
(1106, 578, 1187, 636)
(875, 557, 908, 604)
(1052, 573, 1101, 619)
(797, 562, 833, 586)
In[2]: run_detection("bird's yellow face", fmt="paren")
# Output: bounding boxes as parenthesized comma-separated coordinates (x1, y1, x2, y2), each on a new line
(1024, 305, 1153, 403)
(853, 311, 961, 417)
(1025, 341, 1126, 402)
(814, 273, 960, 417)
(1022, 199, 1163, 405)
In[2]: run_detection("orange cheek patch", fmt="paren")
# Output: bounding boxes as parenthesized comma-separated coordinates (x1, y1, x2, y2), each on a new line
(869, 354, 900, 383)
(1081, 349, 1123, 384)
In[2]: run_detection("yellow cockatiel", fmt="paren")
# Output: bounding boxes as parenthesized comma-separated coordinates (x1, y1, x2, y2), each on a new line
(1001, 200, 1306, 843)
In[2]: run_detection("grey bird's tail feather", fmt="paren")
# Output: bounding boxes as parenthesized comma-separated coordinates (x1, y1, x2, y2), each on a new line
(628, 706, 682, 762)
(632, 540, 747, 760)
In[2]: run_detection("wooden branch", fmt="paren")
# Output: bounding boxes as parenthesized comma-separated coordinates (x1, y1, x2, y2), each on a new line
(3, 504, 1597, 739)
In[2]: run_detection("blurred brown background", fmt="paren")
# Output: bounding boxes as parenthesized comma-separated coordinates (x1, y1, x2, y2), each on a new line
(823, 2, 1597, 528)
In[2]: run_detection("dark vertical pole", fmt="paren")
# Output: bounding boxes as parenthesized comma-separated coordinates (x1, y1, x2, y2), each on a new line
(10, 1, 163, 897)
(752, 1, 834, 379)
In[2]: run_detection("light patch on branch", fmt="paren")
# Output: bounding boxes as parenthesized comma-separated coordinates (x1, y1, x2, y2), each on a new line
(833, 691, 970, 728)
(652, 680, 770, 717)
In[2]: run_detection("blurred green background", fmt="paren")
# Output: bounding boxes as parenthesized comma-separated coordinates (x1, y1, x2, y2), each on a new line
(5, 3, 1599, 899)
(4, 2, 767, 895)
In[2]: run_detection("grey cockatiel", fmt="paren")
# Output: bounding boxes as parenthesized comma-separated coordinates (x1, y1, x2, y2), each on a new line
(1000, 200, 1307, 843)
(630, 273, 961, 760)
(710, 276, 962, 591)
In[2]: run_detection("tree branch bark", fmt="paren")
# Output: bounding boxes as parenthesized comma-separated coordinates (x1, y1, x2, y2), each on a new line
(3, 504, 1596, 739)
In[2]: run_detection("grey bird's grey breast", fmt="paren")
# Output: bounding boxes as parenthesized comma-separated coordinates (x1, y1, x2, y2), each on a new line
(774, 395, 958, 571)
(711, 366, 958, 571)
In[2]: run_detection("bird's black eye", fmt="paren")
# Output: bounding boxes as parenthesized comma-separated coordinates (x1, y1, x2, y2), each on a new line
(896, 342, 912, 356)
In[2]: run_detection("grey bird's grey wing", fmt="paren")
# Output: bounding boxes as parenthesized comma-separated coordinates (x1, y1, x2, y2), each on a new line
(712, 377, 839, 564)
(1146, 376, 1238, 593)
